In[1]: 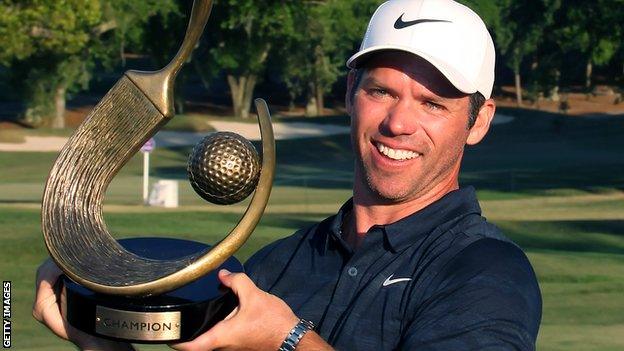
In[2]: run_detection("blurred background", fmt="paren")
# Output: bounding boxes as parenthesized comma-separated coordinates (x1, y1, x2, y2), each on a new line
(0, 0, 623, 350)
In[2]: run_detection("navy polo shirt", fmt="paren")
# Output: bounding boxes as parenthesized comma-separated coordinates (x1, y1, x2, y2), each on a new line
(245, 187, 542, 350)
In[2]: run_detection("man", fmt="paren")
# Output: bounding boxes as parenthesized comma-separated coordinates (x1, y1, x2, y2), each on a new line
(34, 0, 542, 350)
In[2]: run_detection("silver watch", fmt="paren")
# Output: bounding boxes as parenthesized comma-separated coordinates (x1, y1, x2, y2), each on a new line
(278, 319, 315, 351)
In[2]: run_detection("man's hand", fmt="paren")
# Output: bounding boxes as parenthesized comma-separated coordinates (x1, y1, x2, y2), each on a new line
(32, 259, 134, 351)
(170, 269, 331, 351)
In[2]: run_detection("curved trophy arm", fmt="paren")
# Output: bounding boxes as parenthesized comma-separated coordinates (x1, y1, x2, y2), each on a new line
(42, 98, 274, 297)
(41, 0, 277, 297)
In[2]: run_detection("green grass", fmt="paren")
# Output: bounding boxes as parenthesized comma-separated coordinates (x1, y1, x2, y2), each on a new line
(0, 128, 74, 143)
(1, 107, 623, 350)
(2, 196, 623, 351)
(160, 114, 217, 132)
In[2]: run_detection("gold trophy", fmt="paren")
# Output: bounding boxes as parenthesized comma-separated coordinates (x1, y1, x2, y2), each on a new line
(41, 0, 275, 343)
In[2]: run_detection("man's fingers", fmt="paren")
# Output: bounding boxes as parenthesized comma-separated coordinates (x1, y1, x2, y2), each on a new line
(222, 305, 239, 322)
(169, 320, 229, 351)
(33, 259, 63, 322)
(218, 270, 257, 299)
(32, 291, 58, 322)
(41, 303, 70, 340)
(32, 259, 72, 340)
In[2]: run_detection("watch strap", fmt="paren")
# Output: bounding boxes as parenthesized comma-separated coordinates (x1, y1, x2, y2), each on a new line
(278, 319, 315, 351)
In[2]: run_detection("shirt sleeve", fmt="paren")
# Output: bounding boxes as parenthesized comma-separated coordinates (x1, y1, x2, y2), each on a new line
(399, 238, 542, 351)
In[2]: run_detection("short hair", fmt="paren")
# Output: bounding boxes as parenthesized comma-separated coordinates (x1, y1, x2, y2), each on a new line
(349, 68, 485, 129)
(467, 92, 485, 128)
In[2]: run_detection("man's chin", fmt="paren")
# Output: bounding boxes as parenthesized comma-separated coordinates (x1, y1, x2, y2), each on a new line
(365, 178, 417, 204)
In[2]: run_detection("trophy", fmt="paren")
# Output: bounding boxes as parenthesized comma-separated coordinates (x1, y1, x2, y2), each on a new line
(40, 0, 276, 343)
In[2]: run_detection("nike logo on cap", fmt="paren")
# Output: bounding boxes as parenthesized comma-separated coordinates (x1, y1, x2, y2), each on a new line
(382, 274, 412, 287)
(394, 14, 451, 29)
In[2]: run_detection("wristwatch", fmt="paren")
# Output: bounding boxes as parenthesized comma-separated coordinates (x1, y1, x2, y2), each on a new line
(278, 319, 315, 351)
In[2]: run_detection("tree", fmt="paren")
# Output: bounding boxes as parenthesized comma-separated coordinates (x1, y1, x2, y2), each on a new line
(194, 0, 299, 119)
(499, 0, 560, 106)
(551, 0, 624, 90)
(276, 0, 380, 116)
(461, 0, 561, 105)
(0, 0, 175, 128)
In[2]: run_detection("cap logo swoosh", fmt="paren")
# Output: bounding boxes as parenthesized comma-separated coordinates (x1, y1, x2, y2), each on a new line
(394, 14, 451, 29)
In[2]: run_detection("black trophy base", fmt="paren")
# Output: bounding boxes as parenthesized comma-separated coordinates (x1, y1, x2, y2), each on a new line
(60, 237, 242, 343)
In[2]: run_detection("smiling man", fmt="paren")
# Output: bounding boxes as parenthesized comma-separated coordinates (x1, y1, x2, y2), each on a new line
(172, 1, 542, 350)
(34, 0, 541, 350)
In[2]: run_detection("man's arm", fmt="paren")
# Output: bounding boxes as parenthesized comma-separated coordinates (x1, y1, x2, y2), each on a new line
(400, 239, 542, 350)
(170, 269, 334, 351)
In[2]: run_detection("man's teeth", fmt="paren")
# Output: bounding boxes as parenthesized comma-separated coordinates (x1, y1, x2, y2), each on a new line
(376, 143, 419, 161)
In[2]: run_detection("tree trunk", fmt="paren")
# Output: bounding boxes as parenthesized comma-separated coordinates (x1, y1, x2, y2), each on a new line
(52, 85, 66, 129)
(512, 48, 523, 106)
(585, 59, 593, 90)
(550, 68, 561, 102)
(312, 46, 325, 116)
(228, 75, 243, 118)
(515, 71, 523, 106)
(315, 84, 324, 116)
(225, 43, 269, 119)
(305, 80, 325, 117)
(120, 38, 126, 67)
(242, 75, 256, 119)
(305, 81, 318, 117)
(227, 74, 257, 119)
(305, 94, 317, 117)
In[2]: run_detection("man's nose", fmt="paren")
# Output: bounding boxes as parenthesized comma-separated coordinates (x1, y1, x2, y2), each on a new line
(380, 100, 419, 136)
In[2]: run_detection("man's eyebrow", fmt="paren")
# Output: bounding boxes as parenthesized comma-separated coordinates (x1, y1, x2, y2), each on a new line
(420, 93, 449, 103)
(359, 77, 398, 94)
(360, 76, 383, 87)
(359, 75, 456, 103)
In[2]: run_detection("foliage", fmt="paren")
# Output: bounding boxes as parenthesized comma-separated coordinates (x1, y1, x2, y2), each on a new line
(550, 0, 624, 88)
(275, 0, 380, 115)
(191, 0, 297, 118)
(2, 0, 624, 120)
(0, 0, 176, 127)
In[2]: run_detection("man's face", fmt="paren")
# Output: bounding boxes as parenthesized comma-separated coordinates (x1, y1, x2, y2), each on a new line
(348, 52, 478, 204)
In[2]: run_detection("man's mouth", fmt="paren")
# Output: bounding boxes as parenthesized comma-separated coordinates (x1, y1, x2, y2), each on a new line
(375, 142, 420, 161)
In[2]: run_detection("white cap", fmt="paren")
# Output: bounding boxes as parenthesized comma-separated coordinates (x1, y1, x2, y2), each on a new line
(346, 0, 495, 99)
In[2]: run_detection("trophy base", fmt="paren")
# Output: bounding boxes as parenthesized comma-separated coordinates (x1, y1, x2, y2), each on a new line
(60, 237, 242, 343)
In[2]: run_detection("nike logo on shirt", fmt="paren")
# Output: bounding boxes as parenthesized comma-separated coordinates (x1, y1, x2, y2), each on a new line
(382, 274, 412, 286)
(393, 14, 451, 29)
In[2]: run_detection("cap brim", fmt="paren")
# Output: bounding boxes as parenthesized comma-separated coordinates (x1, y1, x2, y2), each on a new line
(346, 46, 477, 96)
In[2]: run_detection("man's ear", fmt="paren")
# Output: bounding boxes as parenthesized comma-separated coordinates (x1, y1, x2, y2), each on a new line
(467, 99, 496, 145)
(346, 70, 357, 116)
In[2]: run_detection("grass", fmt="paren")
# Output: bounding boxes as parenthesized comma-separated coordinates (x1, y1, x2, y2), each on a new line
(2, 194, 623, 351)
(0, 128, 74, 143)
(1, 107, 623, 350)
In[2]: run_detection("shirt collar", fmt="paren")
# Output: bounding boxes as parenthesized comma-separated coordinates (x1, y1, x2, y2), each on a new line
(324, 187, 481, 254)
(324, 198, 355, 255)
(383, 186, 482, 252)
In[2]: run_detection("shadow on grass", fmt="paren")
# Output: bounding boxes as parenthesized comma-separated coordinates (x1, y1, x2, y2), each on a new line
(460, 164, 624, 195)
(152, 136, 355, 189)
(103, 210, 321, 237)
(498, 219, 624, 255)
(2, 105, 622, 199)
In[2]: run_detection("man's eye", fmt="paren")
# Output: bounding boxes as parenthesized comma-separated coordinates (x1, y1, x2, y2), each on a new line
(369, 88, 389, 98)
(425, 101, 443, 110)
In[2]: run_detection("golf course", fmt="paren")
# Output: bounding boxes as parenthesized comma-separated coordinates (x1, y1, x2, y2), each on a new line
(0, 106, 623, 350)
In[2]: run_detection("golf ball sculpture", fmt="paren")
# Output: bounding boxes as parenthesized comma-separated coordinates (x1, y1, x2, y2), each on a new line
(188, 132, 261, 205)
